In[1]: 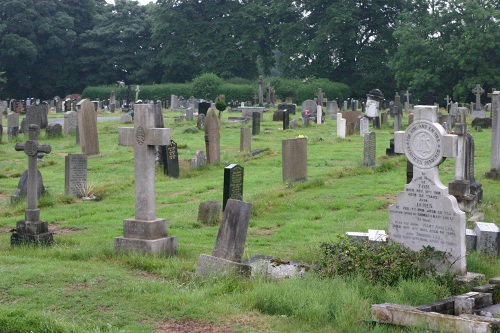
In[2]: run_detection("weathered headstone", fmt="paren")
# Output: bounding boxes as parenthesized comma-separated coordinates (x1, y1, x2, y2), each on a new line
(360, 117, 369, 137)
(282, 137, 307, 182)
(301, 100, 317, 118)
(109, 91, 116, 113)
(165, 140, 179, 178)
(205, 108, 220, 164)
(223, 164, 244, 210)
(76, 99, 100, 156)
(65, 154, 87, 198)
(473, 222, 500, 256)
(391, 105, 465, 274)
(11, 169, 45, 203)
(316, 105, 323, 124)
(11, 125, 53, 245)
(116, 104, 178, 255)
(197, 201, 221, 225)
(63, 111, 77, 135)
(472, 84, 485, 111)
(191, 150, 206, 169)
(258, 75, 264, 106)
(196, 199, 253, 276)
(273, 110, 284, 121)
(252, 112, 260, 135)
(7, 112, 19, 139)
(336, 113, 346, 139)
(283, 110, 290, 130)
(289, 119, 299, 129)
(185, 108, 194, 121)
(485, 91, 500, 179)
(46, 123, 62, 137)
(197, 113, 206, 129)
(25, 104, 47, 135)
(364, 132, 376, 167)
(240, 127, 251, 152)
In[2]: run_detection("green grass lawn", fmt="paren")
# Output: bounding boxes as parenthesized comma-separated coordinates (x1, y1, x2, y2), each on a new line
(0, 107, 499, 332)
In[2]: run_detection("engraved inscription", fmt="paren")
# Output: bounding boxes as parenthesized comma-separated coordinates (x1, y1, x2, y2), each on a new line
(136, 126, 145, 145)
(404, 121, 443, 169)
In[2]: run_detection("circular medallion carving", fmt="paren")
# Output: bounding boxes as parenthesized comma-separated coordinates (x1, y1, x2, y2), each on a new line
(404, 120, 443, 169)
(136, 126, 145, 146)
(24, 140, 38, 156)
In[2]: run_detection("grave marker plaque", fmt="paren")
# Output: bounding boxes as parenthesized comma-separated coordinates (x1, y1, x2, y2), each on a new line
(223, 164, 244, 210)
(364, 132, 376, 167)
(65, 154, 88, 198)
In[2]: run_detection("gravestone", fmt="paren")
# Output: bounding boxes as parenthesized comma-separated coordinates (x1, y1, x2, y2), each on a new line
(258, 75, 264, 106)
(198, 101, 211, 116)
(240, 127, 251, 152)
(170, 95, 178, 110)
(153, 103, 168, 175)
(391, 105, 465, 274)
(301, 100, 317, 117)
(277, 103, 296, 115)
(205, 108, 220, 164)
(273, 110, 284, 121)
(316, 105, 323, 124)
(7, 112, 19, 139)
(165, 140, 179, 178)
(76, 99, 100, 156)
(289, 119, 298, 129)
(11, 169, 45, 203)
(283, 110, 290, 130)
(191, 150, 206, 169)
(223, 164, 244, 210)
(25, 104, 47, 135)
(282, 137, 307, 182)
(64, 111, 77, 134)
(336, 113, 346, 139)
(472, 84, 485, 111)
(485, 91, 500, 179)
(366, 89, 384, 129)
(116, 103, 178, 255)
(46, 123, 62, 137)
(474, 222, 500, 256)
(64, 99, 72, 112)
(185, 108, 194, 121)
(11, 124, 53, 245)
(360, 117, 369, 136)
(197, 114, 206, 129)
(326, 101, 338, 116)
(252, 112, 260, 135)
(197, 201, 221, 225)
(196, 199, 253, 276)
(391, 92, 403, 131)
(65, 154, 87, 198)
(364, 132, 376, 167)
(109, 91, 116, 113)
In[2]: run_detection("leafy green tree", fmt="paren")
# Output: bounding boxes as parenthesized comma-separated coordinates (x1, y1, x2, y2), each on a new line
(192, 73, 223, 100)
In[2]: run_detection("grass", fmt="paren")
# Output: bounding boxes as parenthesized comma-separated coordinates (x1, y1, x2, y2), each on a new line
(0, 107, 499, 332)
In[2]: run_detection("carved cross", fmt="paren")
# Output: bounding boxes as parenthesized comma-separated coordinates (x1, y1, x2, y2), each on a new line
(119, 104, 170, 221)
(471, 84, 484, 108)
(444, 95, 451, 113)
(14, 124, 52, 222)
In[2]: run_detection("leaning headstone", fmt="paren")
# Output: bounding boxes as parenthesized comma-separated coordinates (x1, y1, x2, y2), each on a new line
(76, 99, 100, 156)
(191, 150, 206, 169)
(282, 137, 307, 182)
(63, 111, 77, 134)
(485, 91, 500, 179)
(364, 132, 376, 167)
(11, 124, 53, 245)
(473, 222, 500, 256)
(64, 154, 87, 198)
(116, 104, 178, 255)
(45, 123, 62, 138)
(205, 108, 220, 164)
(165, 140, 180, 178)
(240, 127, 251, 152)
(196, 199, 253, 276)
(223, 164, 244, 210)
(197, 201, 221, 225)
(7, 112, 19, 139)
(336, 113, 346, 138)
(252, 112, 260, 135)
(391, 105, 465, 274)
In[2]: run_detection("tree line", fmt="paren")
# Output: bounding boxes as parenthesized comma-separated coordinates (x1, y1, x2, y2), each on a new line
(0, 0, 498, 104)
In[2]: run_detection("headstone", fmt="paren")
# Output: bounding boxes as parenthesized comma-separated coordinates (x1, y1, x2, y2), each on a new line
(11, 169, 45, 203)
(197, 201, 221, 225)
(283, 110, 290, 130)
(273, 110, 284, 121)
(197, 113, 206, 129)
(11, 124, 53, 245)
(198, 101, 211, 116)
(109, 91, 116, 113)
(64, 111, 77, 134)
(223, 164, 244, 210)
(364, 132, 376, 167)
(391, 92, 403, 131)
(76, 99, 100, 156)
(336, 113, 346, 139)
(472, 84, 485, 111)
(277, 103, 296, 115)
(252, 112, 260, 135)
(116, 104, 178, 255)
(64, 154, 87, 198)
(196, 199, 253, 276)
(301, 100, 317, 117)
(366, 89, 384, 129)
(205, 108, 220, 164)
(240, 128, 251, 152)
(485, 91, 500, 179)
(359, 117, 369, 136)
(316, 105, 323, 124)
(7, 112, 19, 139)
(380, 112, 388, 125)
(191, 150, 206, 169)
(258, 75, 264, 106)
(64, 99, 72, 112)
(289, 119, 298, 129)
(326, 101, 338, 116)
(25, 104, 47, 135)
(473, 222, 500, 256)
(170, 95, 178, 110)
(404, 90, 411, 113)
(391, 105, 465, 274)
(46, 123, 62, 137)
(282, 137, 307, 182)
(185, 108, 194, 121)
(165, 140, 179, 178)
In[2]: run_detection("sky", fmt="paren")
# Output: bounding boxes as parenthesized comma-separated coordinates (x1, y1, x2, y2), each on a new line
(105, 0, 153, 5)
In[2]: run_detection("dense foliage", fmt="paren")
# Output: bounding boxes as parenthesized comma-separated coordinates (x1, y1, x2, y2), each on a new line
(0, 0, 497, 101)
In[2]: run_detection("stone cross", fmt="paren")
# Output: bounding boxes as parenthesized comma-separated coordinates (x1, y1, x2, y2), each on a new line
(135, 85, 140, 102)
(485, 91, 500, 179)
(258, 75, 264, 107)
(392, 92, 403, 131)
(266, 82, 271, 105)
(14, 125, 51, 223)
(404, 90, 411, 113)
(472, 84, 484, 109)
(444, 95, 451, 113)
(315, 88, 325, 107)
(118, 104, 170, 221)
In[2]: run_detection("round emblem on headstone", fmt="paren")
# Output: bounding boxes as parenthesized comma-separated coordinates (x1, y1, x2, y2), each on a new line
(404, 120, 444, 169)
(24, 140, 38, 156)
(136, 126, 145, 146)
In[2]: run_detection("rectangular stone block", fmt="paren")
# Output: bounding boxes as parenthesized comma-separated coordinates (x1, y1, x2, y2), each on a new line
(474, 222, 500, 255)
(123, 218, 168, 240)
(114, 236, 177, 255)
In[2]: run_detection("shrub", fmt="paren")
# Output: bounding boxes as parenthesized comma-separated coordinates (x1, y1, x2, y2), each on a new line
(192, 73, 223, 100)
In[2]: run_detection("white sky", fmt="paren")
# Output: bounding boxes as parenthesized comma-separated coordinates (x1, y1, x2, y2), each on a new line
(105, 0, 154, 5)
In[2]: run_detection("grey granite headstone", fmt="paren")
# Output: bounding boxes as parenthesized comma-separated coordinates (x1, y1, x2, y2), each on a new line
(473, 222, 500, 256)
(76, 99, 100, 156)
(240, 127, 251, 152)
(64, 111, 77, 134)
(282, 137, 307, 182)
(46, 123, 62, 137)
(11, 169, 45, 203)
(364, 132, 376, 167)
(191, 150, 206, 169)
(120, 114, 133, 124)
(197, 201, 221, 225)
(391, 105, 465, 274)
(301, 100, 317, 117)
(7, 112, 19, 139)
(185, 108, 194, 121)
(205, 108, 220, 164)
(64, 154, 87, 198)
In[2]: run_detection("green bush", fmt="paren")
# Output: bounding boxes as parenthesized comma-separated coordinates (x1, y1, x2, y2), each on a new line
(220, 83, 254, 102)
(318, 235, 448, 285)
(192, 73, 223, 100)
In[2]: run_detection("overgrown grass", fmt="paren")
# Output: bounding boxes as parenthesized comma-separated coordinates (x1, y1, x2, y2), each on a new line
(0, 108, 499, 332)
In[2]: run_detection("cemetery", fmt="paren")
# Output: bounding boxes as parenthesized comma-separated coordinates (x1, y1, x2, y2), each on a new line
(0, 93, 500, 332)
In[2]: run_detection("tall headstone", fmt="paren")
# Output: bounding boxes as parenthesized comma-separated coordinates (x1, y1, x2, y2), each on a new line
(65, 154, 88, 198)
(364, 132, 376, 167)
(205, 108, 220, 164)
(283, 110, 290, 130)
(404, 90, 411, 113)
(336, 113, 346, 139)
(11, 125, 53, 245)
(359, 117, 369, 136)
(109, 91, 116, 113)
(191, 150, 206, 169)
(252, 112, 260, 135)
(165, 140, 180, 178)
(197, 113, 206, 129)
(76, 99, 100, 156)
(116, 104, 178, 255)
(316, 105, 323, 124)
(282, 137, 307, 182)
(485, 91, 500, 179)
(391, 92, 403, 132)
(258, 75, 264, 107)
(240, 127, 251, 152)
(366, 89, 384, 129)
(472, 84, 485, 111)
(7, 112, 19, 139)
(25, 104, 47, 135)
(223, 164, 244, 210)
(391, 105, 465, 274)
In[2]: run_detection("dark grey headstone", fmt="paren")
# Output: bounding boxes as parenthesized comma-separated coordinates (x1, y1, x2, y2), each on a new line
(252, 112, 260, 135)
(165, 140, 179, 178)
(283, 111, 290, 130)
(277, 103, 296, 115)
(198, 102, 211, 116)
(223, 164, 244, 210)
(11, 169, 45, 203)
(364, 132, 376, 167)
(46, 123, 62, 137)
(65, 154, 88, 198)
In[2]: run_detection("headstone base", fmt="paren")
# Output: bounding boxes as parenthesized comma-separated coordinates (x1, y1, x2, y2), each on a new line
(196, 253, 251, 277)
(11, 220, 53, 245)
(114, 235, 178, 255)
(122, 218, 168, 239)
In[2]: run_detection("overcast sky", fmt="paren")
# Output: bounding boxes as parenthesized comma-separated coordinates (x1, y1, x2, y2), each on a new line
(105, 0, 154, 5)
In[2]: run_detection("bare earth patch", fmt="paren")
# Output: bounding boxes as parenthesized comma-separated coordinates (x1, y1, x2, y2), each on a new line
(249, 227, 276, 237)
(154, 319, 234, 333)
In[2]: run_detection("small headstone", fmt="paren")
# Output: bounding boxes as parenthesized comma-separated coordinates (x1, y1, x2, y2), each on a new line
(273, 110, 284, 121)
(64, 154, 88, 198)
(185, 108, 194, 121)
(197, 201, 221, 225)
(473, 222, 500, 256)
(301, 100, 317, 117)
(223, 164, 244, 210)
(191, 150, 206, 169)
(198, 101, 211, 116)
(7, 112, 19, 139)
(205, 108, 220, 164)
(165, 140, 180, 178)
(283, 110, 290, 130)
(46, 123, 62, 137)
(252, 112, 260, 135)
(360, 117, 369, 136)
(289, 119, 298, 129)
(240, 128, 251, 152)
(76, 99, 100, 156)
(282, 137, 307, 182)
(120, 113, 133, 124)
(197, 114, 206, 129)
(11, 169, 45, 203)
(336, 113, 346, 138)
(364, 132, 376, 167)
